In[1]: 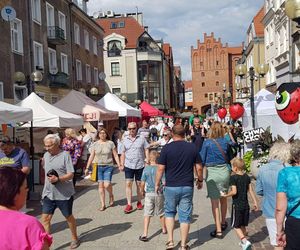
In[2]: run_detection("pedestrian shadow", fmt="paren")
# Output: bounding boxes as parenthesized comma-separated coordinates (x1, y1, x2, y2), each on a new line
(113, 195, 140, 207)
(174, 214, 199, 230)
(248, 226, 268, 243)
(54, 222, 132, 250)
(189, 221, 231, 248)
(51, 218, 92, 234)
(248, 209, 262, 224)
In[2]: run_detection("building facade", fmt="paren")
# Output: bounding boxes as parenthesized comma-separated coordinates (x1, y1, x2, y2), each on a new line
(0, 0, 104, 104)
(184, 80, 193, 109)
(95, 12, 175, 110)
(191, 32, 243, 114)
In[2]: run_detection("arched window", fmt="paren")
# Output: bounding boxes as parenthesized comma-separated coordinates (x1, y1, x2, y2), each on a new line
(108, 40, 121, 57)
(201, 72, 205, 77)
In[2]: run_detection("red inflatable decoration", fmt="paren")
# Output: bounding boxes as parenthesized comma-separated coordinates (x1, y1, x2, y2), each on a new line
(275, 82, 300, 124)
(229, 103, 244, 120)
(217, 107, 227, 119)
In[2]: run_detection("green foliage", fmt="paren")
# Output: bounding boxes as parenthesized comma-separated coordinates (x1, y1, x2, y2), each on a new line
(243, 150, 253, 173)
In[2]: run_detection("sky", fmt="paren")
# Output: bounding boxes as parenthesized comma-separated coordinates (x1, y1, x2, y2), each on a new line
(87, 0, 264, 80)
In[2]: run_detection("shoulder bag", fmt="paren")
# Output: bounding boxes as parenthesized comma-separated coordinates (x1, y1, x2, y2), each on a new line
(212, 139, 231, 171)
(287, 199, 300, 217)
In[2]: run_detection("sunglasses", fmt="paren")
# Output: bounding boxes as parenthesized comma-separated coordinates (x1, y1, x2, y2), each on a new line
(128, 127, 136, 130)
(163, 134, 168, 136)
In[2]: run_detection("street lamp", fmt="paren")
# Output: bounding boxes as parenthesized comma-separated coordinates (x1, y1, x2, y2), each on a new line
(89, 87, 99, 95)
(285, 0, 300, 27)
(134, 99, 141, 109)
(235, 64, 269, 129)
(121, 95, 127, 102)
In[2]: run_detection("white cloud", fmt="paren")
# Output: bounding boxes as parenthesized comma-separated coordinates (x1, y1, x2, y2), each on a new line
(88, 0, 264, 79)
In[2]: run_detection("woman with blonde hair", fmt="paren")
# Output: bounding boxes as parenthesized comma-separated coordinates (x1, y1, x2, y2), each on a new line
(200, 121, 231, 238)
(256, 142, 291, 250)
(86, 128, 121, 211)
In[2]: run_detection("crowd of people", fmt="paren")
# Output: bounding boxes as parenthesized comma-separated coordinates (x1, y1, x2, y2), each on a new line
(0, 113, 299, 250)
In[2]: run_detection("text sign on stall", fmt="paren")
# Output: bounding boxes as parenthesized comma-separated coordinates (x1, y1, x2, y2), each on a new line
(243, 127, 265, 144)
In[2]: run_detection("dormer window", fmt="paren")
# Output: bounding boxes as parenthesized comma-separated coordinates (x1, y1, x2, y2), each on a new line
(108, 40, 121, 57)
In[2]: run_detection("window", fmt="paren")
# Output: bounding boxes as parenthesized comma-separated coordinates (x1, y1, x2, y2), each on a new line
(118, 21, 125, 28)
(11, 18, 23, 54)
(110, 22, 117, 29)
(61, 53, 68, 74)
(201, 82, 205, 87)
(215, 71, 219, 76)
(86, 64, 91, 83)
(208, 93, 214, 102)
(48, 48, 57, 74)
(94, 67, 99, 85)
(108, 40, 121, 57)
(200, 62, 203, 67)
(216, 81, 219, 86)
(0, 82, 3, 101)
(33, 41, 44, 69)
(111, 62, 120, 76)
(201, 72, 205, 77)
(216, 60, 219, 66)
(84, 30, 89, 50)
(93, 36, 97, 55)
(204, 93, 208, 98)
(58, 11, 66, 39)
(46, 2, 54, 27)
(74, 23, 80, 45)
(32, 0, 41, 24)
(14, 85, 28, 101)
(76, 59, 82, 80)
(112, 88, 121, 97)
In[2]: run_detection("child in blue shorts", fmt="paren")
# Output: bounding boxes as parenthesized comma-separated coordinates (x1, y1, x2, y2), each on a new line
(139, 150, 166, 242)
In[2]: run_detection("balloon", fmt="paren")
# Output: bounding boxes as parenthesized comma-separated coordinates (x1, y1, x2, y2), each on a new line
(217, 107, 227, 119)
(229, 103, 244, 120)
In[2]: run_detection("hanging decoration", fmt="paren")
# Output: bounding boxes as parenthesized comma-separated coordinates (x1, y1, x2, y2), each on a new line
(217, 107, 227, 119)
(229, 103, 244, 120)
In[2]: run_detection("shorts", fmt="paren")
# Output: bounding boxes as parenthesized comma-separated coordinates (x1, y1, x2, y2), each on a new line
(164, 186, 193, 224)
(97, 165, 114, 182)
(124, 167, 144, 182)
(42, 196, 73, 218)
(144, 194, 164, 217)
(265, 218, 277, 246)
(231, 205, 249, 228)
(285, 216, 300, 250)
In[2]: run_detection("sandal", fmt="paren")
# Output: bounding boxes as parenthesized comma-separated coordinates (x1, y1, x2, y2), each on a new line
(166, 240, 175, 250)
(98, 206, 106, 211)
(221, 221, 228, 231)
(70, 239, 81, 249)
(210, 230, 223, 239)
(139, 235, 149, 242)
(180, 245, 190, 250)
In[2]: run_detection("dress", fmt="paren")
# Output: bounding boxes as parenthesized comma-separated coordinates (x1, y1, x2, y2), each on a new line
(0, 210, 52, 250)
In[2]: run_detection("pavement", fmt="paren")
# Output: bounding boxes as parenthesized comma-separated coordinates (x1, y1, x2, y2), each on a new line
(27, 170, 273, 250)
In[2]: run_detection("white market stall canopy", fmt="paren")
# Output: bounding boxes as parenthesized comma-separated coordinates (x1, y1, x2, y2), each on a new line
(0, 101, 32, 124)
(97, 93, 141, 118)
(242, 88, 300, 141)
(54, 90, 118, 121)
(16, 92, 84, 127)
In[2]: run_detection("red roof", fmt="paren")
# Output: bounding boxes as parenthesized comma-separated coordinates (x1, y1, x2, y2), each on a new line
(96, 17, 145, 49)
(140, 101, 163, 117)
(253, 6, 264, 37)
(184, 80, 192, 89)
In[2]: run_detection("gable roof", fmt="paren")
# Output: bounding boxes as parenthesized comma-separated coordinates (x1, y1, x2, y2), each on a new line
(96, 17, 145, 49)
(253, 6, 264, 37)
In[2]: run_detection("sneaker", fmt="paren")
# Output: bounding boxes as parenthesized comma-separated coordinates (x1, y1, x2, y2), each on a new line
(124, 204, 133, 214)
(84, 174, 91, 180)
(240, 240, 252, 250)
(137, 201, 143, 210)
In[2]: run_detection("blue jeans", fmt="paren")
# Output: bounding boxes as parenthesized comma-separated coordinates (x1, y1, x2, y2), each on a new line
(97, 165, 114, 182)
(164, 186, 194, 223)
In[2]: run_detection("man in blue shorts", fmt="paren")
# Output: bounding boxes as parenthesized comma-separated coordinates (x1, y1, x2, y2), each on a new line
(120, 122, 149, 214)
(156, 124, 203, 250)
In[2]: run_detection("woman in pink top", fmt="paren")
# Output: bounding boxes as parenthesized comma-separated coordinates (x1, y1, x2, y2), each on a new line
(0, 166, 52, 250)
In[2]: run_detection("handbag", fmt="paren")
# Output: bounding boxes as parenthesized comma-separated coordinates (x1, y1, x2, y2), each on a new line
(212, 139, 232, 171)
(90, 163, 98, 182)
(287, 199, 300, 217)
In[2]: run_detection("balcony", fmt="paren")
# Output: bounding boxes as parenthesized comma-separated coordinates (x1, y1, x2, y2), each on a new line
(48, 72, 69, 88)
(47, 26, 66, 45)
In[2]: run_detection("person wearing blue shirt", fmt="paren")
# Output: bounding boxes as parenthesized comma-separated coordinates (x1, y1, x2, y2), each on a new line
(200, 121, 231, 239)
(276, 140, 300, 250)
(256, 142, 291, 249)
(0, 137, 30, 175)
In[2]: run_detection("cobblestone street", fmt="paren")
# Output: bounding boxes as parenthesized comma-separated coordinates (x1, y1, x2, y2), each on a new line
(28, 170, 273, 250)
